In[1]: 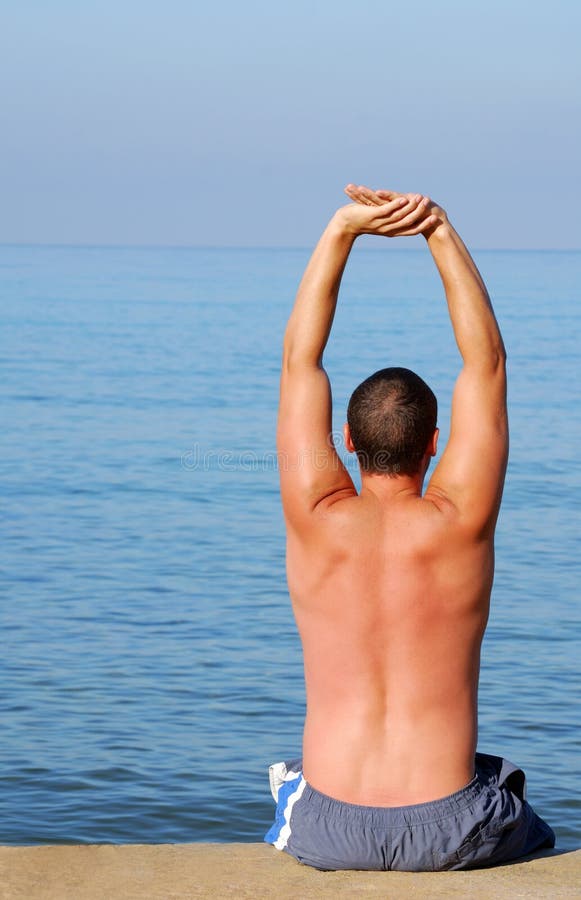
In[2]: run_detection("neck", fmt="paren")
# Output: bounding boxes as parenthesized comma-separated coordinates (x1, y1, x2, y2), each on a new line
(359, 469, 426, 501)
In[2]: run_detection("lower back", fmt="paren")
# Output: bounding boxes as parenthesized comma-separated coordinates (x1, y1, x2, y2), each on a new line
(301, 686, 479, 805)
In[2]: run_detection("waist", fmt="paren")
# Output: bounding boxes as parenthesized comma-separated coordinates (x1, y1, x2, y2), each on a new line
(302, 710, 477, 806)
(298, 766, 485, 824)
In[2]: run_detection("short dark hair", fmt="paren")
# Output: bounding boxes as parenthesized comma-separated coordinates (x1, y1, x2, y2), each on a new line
(347, 367, 437, 476)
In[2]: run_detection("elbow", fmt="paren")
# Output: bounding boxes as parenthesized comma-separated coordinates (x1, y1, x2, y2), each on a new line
(487, 349, 507, 380)
(493, 342, 507, 370)
(463, 343, 506, 378)
(486, 329, 507, 370)
(498, 339, 508, 368)
(481, 336, 507, 372)
(281, 339, 322, 372)
(281, 335, 295, 363)
(497, 332, 507, 364)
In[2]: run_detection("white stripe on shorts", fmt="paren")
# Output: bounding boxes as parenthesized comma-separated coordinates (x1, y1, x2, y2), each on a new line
(273, 775, 307, 850)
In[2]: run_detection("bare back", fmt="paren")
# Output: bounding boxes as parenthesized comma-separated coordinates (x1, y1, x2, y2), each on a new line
(287, 491, 493, 805)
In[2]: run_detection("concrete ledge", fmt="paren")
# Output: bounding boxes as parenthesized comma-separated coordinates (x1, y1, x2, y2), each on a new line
(0, 843, 579, 900)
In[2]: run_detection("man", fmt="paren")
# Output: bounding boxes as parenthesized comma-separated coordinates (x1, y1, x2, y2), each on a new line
(263, 185, 555, 871)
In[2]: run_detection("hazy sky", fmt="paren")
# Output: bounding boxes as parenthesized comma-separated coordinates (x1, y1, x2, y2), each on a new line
(1, 1, 579, 248)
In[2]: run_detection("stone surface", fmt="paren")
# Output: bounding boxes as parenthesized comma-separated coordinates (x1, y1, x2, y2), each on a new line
(0, 843, 579, 900)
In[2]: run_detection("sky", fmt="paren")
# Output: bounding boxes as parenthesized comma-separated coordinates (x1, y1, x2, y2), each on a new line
(1, 0, 579, 248)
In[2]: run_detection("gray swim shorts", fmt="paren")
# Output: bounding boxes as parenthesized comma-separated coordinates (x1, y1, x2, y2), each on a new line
(264, 752, 555, 871)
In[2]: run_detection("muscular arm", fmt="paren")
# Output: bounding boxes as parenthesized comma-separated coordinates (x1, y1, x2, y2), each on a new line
(425, 221, 508, 533)
(282, 219, 354, 371)
(278, 195, 433, 529)
(277, 219, 357, 526)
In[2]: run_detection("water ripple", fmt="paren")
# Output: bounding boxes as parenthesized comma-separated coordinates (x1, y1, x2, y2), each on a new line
(1, 246, 579, 848)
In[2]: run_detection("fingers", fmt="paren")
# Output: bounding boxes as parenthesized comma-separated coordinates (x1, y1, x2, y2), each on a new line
(344, 185, 406, 206)
(372, 193, 427, 227)
(382, 195, 431, 231)
(344, 184, 361, 202)
(349, 193, 413, 220)
(344, 184, 372, 205)
(344, 185, 429, 213)
(380, 197, 414, 216)
(344, 184, 385, 206)
(356, 185, 384, 206)
(395, 215, 438, 236)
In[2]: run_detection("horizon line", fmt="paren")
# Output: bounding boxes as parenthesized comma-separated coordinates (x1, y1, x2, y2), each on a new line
(0, 241, 580, 253)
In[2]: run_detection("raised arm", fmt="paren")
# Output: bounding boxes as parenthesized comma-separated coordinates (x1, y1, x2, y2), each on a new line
(424, 213, 508, 534)
(344, 184, 508, 533)
(278, 195, 434, 531)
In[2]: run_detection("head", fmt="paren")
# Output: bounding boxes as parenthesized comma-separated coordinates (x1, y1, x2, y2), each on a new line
(345, 367, 438, 477)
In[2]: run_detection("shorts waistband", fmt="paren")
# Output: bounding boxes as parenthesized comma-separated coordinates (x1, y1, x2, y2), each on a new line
(300, 770, 487, 828)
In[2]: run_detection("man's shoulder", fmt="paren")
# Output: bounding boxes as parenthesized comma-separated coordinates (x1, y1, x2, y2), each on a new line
(288, 490, 465, 544)
(318, 489, 457, 521)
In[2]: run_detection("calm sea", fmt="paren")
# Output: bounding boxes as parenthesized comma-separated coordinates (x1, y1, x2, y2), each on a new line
(1, 244, 579, 849)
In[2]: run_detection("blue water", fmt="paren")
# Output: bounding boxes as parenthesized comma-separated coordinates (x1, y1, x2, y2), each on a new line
(1, 244, 579, 849)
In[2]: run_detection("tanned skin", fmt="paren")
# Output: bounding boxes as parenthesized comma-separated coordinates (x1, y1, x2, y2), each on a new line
(277, 185, 507, 805)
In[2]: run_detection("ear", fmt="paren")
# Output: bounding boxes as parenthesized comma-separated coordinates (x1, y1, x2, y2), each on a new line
(343, 422, 356, 454)
(430, 427, 439, 457)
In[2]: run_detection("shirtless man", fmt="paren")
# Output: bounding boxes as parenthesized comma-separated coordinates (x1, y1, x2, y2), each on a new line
(264, 185, 555, 871)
